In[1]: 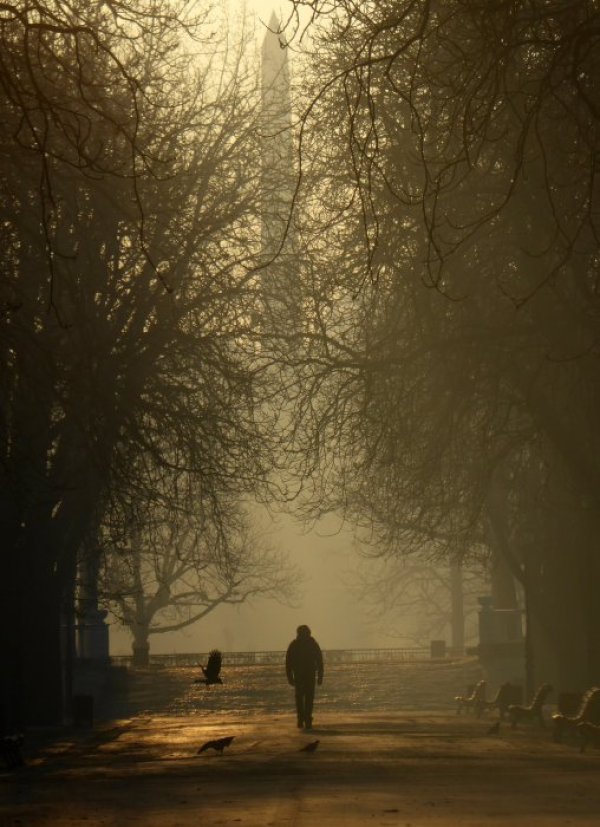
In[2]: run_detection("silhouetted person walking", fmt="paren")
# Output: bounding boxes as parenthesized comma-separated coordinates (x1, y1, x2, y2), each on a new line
(286, 624, 324, 730)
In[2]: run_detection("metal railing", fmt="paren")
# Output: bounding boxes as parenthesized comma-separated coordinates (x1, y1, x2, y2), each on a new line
(110, 647, 432, 668)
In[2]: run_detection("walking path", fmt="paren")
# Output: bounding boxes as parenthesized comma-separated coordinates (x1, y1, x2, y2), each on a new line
(2, 710, 599, 826)
(2, 661, 599, 825)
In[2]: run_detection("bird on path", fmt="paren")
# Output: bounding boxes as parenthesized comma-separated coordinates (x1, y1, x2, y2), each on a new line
(194, 649, 223, 685)
(486, 721, 501, 736)
(197, 736, 235, 755)
(299, 740, 319, 753)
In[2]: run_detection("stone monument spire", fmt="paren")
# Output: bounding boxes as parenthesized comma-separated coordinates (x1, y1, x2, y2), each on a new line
(260, 14, 299, 327)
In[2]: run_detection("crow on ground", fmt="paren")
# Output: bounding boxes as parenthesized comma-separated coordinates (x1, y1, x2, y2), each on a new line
(299, 739, 319, 753)
(197, 736, 235, 755)
(194, 649, 223, 685)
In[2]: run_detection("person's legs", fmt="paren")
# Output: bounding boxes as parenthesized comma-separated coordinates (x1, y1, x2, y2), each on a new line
(294, 684, 305, 727)
(303, 679, 316, 729)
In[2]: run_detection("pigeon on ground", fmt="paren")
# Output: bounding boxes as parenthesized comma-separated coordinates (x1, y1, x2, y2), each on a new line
(197, 736, 235, 755)
(486, 721, 501, 736)
(194, 649, 223, 685)
(299, 740, 319, 753)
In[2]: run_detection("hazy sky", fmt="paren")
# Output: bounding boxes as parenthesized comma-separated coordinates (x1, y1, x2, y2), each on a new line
(235, 0, 302, 33)
(245, 0, 287, 23)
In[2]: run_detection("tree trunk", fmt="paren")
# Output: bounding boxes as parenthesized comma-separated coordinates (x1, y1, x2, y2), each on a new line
(0, 513, 83, 728)
(582, 546, 600, 685)
(22, 575, 65, 725)
(490, 551, 518, 610)
(525, 511, 591, 693)
(5, 548, 65, 727)
(132, 627, 150, 667)
(0, 525, 24, 731)
(449, 561, 464, 655)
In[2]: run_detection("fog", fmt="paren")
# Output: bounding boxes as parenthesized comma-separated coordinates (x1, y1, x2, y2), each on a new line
(2, 0, 598, 741)
(109, 0, 387, 658)
(109, 513, 385, 655)
(244, 0, 285, 23)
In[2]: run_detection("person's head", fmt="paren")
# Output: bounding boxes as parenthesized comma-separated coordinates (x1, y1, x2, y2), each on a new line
(296, 624, 311, 639)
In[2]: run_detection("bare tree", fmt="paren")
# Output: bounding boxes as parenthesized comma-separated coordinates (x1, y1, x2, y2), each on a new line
(102, 497, 299, 664)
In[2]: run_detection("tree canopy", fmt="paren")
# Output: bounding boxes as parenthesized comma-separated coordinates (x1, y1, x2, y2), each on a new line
(278, 0, 600, 686)
(0, 0, 280, 724)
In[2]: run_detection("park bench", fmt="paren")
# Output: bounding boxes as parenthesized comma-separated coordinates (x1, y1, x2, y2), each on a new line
(551, 687, 600, 744)
(455, 679, 486, 716)
(577, 721, 600, 753)
(0, 733, 24, 770)
(480, 682, 522, 720)
(508, 682, 553, 728)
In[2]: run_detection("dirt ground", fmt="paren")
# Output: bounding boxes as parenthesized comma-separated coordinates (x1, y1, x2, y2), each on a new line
(2, 662, 599, 826)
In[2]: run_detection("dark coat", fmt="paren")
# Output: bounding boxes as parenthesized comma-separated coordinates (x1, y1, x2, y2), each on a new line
(286, 635, 324, 684)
